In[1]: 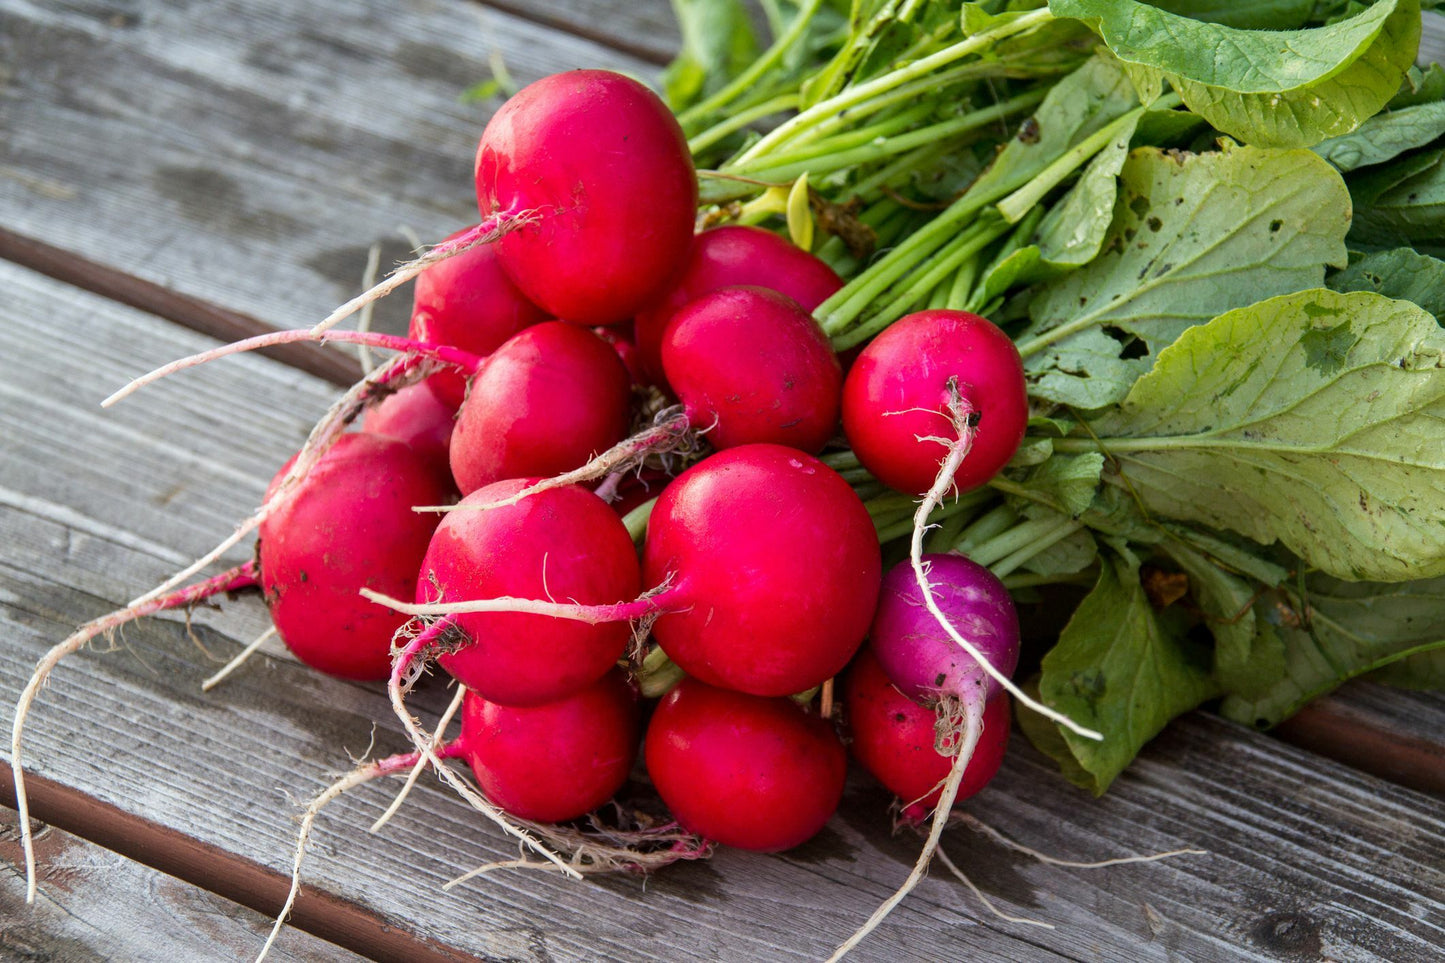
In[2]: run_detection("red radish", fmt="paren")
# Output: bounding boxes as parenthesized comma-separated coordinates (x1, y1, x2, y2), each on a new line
(477, 70, 697, 325)
(871, 553, 1019, 704)
(842, 309, 1027, 497)
(844, 648, 1010, 824)
(478, 291, 844, 514)
(593, 324, 650, 388)
(119, 323, 634, 502)
(836, 309, 1089, 763)
(645, 678, 846, 852)
(409, 231, 549, 407)
(828, 551, 1023, 961)
(635, 225, 845, 387)
(449, 321, 632, 495)
(643, 444, 880, 696)
(260, 433, 454, 680)
(418, 479, 641, 707)
(360, 380, 456, 472)
(10, 430, 450, 903)
(662, 286, 842, 454)
(456, 668, 640, 823)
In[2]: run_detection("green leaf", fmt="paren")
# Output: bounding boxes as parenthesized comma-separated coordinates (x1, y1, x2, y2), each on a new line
(1051, 0, 1422, 147)
(1313, 100, 1445, 171)
(1390, 63, 1445, 108)
(1024, 328, 1152, 409)
(1349, 148, 1445, 254)
(1086, 288, 1445, 582)
(1020, 452, 1106, 516)
(973, 106, 1144, 304)
(1221, 575, 1445, 726)
(1015, 677, 1099, 791)
(969, 54, 1142, 202)
(1370, 647, 1445, 688)
(1140, 0, 1316, 30)
(1159, 537, 1285, 697)
(1329, 247, 1445, 319)
(1032, 549, 1218, 793)
(663, 0, 761, 110)
(1021, 145, 1351, 407)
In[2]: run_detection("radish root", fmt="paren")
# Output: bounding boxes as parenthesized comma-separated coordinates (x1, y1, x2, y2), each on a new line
(387, 620, 583, 879)
(908, 380, 1101, 742)
(420, 406, 699, 514)
(308, 212, 536, 337)
(257, 748, 428, 963)
(201, 625, 277, 692)
(11, 560, 260, 904)
(950, 812, 1208, 869)
(387, 619, 710, 880)
(827, 695, 985, 961)
(935, 847, 1054, 929)
(369, 684, 467, 834)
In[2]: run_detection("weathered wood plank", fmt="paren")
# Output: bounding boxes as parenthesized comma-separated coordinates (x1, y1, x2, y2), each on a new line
(1276, 681, 1445, 798)
(0, 0, 654, 340)
(1, 811, 360, 963)
(4, 262, 1445, 962)
(475, 0, 679, 65)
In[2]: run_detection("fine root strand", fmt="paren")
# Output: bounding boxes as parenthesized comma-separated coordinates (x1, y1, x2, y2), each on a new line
(369, 684, 467, 834)
(387, 624, 582, 879)
(256, 752, 418, 962)
(826, 697, 984, 961)
(909, 382, 1101, 742)
(950, 812, 1208, 869)
(12, 561, 259, 904)
(936, 847, 1055, 929)
(201, 626, 278, 692)
(417, 407, 697, 514)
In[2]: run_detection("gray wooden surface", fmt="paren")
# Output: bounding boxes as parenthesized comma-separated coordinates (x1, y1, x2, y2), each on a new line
(1, 0, 1444, 960)
(1, 812, 359, 962)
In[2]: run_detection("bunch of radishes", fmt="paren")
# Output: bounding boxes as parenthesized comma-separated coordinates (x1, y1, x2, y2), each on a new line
(14, 69, 1041, 959)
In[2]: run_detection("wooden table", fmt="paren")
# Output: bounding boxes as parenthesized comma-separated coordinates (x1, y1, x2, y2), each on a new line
(2, 2, 1442, 960)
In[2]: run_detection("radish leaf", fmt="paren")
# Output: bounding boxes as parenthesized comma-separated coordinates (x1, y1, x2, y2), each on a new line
(1032, 548, 1218, 794)
(1221, 575, 1445, 726)
(1051, 0, 1421, 147)
(1084, 289, 1445, 582)
(1019, 145, 1350, 406)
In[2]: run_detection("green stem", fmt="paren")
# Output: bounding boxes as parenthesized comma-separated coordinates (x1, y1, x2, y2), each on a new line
(622, 497, 657, 545)
(832, 216, 1008, 348)
(986, 474, 1068, 515)
(689, 94, 800, 155)
(989, 518, 1084, 579)
(953, 503, 1016, 554)
(946, 253, 980, 312)
(678, 0, 827, 130)
(969, 515, 1078, 569)
(735, 91, 1046, 186)
(1002, 569, 1098, 590)
(874, 495, 981, 543)
(819, 210, 988, 333)
(638, 646, 686, 699)
(995, 102, 1154, 224)
(734, 8, 1054, 164)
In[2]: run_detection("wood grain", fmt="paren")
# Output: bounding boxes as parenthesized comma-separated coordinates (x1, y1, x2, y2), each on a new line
(474, 0, 679, 65)
(1, 809, 362, 963)
(0, 0, 654, 340)
(1275, 682, 1445, 798)
(3, 262, 1444, 962)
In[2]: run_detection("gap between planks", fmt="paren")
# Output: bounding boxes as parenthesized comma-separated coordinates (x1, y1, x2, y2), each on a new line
(0, 227, 360, 388)
(0, 768, 477, 963)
